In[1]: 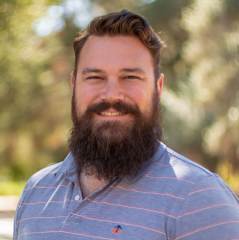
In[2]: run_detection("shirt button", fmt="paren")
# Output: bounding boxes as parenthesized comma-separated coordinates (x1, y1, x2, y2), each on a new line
(75, 195, 80, 200)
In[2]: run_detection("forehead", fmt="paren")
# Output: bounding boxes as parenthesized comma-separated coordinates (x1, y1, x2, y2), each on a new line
(77, 35, 154, 73)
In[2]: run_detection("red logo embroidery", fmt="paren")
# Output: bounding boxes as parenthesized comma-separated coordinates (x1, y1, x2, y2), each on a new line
(112, 225, 122, 235)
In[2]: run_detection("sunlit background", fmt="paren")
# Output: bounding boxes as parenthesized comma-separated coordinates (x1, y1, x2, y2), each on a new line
(1, 0, 239, 196)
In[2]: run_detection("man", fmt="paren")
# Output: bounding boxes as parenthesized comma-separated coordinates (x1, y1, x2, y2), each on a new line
(14, 10, 239, 240)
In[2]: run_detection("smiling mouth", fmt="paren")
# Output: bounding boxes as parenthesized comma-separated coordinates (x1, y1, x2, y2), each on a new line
(99, 112, 124, 116)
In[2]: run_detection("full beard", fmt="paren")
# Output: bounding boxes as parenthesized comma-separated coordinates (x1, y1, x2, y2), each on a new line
(68, 90, 163, 181)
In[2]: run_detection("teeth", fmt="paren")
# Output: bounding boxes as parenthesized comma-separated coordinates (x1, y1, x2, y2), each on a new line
(101, 112, 123, 116)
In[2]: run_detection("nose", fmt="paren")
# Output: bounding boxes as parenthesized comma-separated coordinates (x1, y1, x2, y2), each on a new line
(100, 77, 124, 102)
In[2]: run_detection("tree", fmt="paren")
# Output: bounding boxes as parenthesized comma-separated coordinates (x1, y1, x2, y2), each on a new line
(1, 0, 239, 195)
(0, 0, 70, 179)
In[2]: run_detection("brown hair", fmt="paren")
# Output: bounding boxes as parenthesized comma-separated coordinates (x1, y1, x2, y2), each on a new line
(73, 9, 165, 81)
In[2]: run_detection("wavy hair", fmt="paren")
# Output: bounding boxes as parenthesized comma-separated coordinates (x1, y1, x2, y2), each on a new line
(73, 9, 165, 81)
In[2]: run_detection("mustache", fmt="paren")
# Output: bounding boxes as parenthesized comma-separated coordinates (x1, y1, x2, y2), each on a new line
(85, 101, 141, 116)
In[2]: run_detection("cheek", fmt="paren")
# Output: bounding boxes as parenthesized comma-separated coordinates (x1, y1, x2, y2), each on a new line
(75, 86, 101, 113)
(126, 87, 151, 113)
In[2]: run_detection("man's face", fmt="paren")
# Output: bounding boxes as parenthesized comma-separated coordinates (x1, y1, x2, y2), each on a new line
(69, 35, 163, 180)
(71, 35, 163, 135)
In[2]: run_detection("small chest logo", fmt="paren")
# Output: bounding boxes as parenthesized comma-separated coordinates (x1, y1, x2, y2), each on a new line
(112, 225, 122, 235)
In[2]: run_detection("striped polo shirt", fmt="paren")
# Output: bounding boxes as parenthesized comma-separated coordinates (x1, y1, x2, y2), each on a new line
(14, 142, 239, 239)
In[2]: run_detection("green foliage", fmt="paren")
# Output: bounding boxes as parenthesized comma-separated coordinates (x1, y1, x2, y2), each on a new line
(216, 161, 239, 196)
(0, 0, 71, 180)
(0, 0, 239, 195)
(0, 181, 26, 196)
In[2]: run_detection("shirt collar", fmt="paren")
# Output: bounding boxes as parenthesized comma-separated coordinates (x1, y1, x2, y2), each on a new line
(55, 152, 76, 175)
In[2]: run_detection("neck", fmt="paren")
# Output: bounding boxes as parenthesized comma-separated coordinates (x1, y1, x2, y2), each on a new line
(79, 172, 107, 198)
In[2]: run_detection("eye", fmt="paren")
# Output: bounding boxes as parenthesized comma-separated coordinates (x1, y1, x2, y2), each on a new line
(87, 76, 100, 79)
(126, 75, 140, 79)
(84, 75, 105, 84)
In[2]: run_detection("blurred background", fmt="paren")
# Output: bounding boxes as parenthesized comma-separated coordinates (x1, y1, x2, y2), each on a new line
(1, 0, 239, 196)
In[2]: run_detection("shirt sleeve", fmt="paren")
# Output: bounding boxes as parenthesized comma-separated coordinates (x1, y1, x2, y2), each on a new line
(13, 182, 30, 240)
(171, 174, 239, 240)
(13, 196, 21, 240)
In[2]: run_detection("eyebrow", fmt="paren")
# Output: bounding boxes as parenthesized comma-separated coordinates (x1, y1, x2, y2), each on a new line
(82, 67, 146, 75)
(119, 68, 146, 75)
(82, 68, 106, 75)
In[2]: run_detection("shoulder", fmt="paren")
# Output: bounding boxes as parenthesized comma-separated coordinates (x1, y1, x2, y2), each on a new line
(14, 155, 74, 236)
(154, 144, 239, 239)
(23, 152, 75, 190)
(146, 143, 239, 202)
(19, 153, 75, 203)
(161, 145, 238, 197)
(157, 143, 239, 207)
(18, 162, 63, 204)
(25, 162, 63, 188)
(155, 143, 214, 183)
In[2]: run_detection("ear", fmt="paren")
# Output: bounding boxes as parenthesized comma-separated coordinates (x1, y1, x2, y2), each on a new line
(70, 71, 75, 94)
(157, 73, 164, 99)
